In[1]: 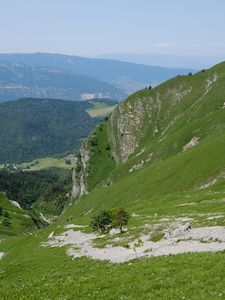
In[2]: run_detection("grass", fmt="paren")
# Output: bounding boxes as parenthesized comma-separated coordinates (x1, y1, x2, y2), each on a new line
(0, 156, 75, 172)
(1, 180, 225, 299)
(0, 192, 34, 236)
(19, 157, 75, 171)
(1, 63, 225, 299)
(86, 105, 116, 118)
(149, 229, 165, 242)
(1, 228, 225, 299)
(84, 123, 116, 190)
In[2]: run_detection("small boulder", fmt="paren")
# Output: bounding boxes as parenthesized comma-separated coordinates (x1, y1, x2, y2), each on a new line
(183, 223, 192, 231)
(48, 231, 54, 239)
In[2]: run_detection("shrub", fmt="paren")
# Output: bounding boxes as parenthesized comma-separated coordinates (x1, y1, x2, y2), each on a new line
(90, 210, 112, 234)
(112, 208, 130, 233)
(90, 208, 131, 234)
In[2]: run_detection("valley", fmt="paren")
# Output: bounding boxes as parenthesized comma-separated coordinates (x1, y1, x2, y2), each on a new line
(1, 61, 225, 299)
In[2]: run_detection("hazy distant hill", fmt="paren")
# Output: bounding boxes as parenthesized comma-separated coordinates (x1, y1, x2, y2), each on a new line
(0, 53, 194, 94)
(0, 98, 100, 163)
(0, 61, 124, 102)
(98, 53, 225, 69)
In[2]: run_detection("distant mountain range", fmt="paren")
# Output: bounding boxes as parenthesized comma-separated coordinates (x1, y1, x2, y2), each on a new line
(0, 61, 124, 102)
(0, 53, 194, 99)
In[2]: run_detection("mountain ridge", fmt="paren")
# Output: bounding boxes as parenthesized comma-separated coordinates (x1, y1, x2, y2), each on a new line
(0, 52, 195, 95)
(0, 61, 124, 102)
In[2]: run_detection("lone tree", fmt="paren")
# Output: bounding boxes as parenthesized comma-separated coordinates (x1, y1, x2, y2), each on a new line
(112, 208, 130, 233)
(90, 210, 112, 234)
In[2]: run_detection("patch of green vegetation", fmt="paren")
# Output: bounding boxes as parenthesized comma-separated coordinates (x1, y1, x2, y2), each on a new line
(0, 98, 99, 163)
(0, 192, 34, 236)
(1, 228, 225, 300)
(0, 168, 72, 218)
(85, 123, 116, 190)
(86, 99, 117, 118)
(149, 229, 165, 242)
(18, 156, 75, 171)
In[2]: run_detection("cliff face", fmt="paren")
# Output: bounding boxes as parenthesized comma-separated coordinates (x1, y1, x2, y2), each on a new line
(108, 99, 148, 163)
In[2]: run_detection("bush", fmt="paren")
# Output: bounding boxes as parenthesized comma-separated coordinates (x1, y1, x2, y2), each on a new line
(90, 210, 112, 234)
(90, 208, 130, 234)
(0, 206, 2, 215)
(112, 208, 130, 233)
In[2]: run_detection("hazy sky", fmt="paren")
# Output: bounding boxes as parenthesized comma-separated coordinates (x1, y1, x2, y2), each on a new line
(0, 0, 225, 56)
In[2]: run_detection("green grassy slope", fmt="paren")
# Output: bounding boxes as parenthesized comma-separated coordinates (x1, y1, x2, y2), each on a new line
(1, 63, 225, 299)
(0, 192, 34, 236)
(76, 62, 225, 193)
(0, 156, 75, 172)
(1, 183, 225, 299)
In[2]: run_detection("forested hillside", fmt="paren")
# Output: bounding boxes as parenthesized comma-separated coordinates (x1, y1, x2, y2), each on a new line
(0, 98, 99, 163)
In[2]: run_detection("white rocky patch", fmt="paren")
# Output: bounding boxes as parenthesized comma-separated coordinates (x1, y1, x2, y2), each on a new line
(71, 169, 79, 199)
(183, 136, 199, 151)
(43, 223, 225, 264)
(176, 202, 197, 207)
(205, 73, 219, 90)
(0, 252, 5, 260)
(9, 200, 22, 210)
(48, 231, 54, 239)
(64, 224, 88, 229)
(129, 161, 144, 172)
(40, 213, 51, 224)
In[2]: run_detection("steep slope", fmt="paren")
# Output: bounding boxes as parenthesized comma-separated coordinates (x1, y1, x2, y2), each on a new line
(0, 62, 124, 102)
(0, 98, 99, 163)
(0, 168, 72, 219)
(0, 52, 194, 94)
(74, 62, 225, 196)
(0, 192, 34, 236)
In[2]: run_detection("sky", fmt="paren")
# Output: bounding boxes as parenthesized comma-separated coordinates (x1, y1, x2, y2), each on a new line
(0, 0, 225, 56)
